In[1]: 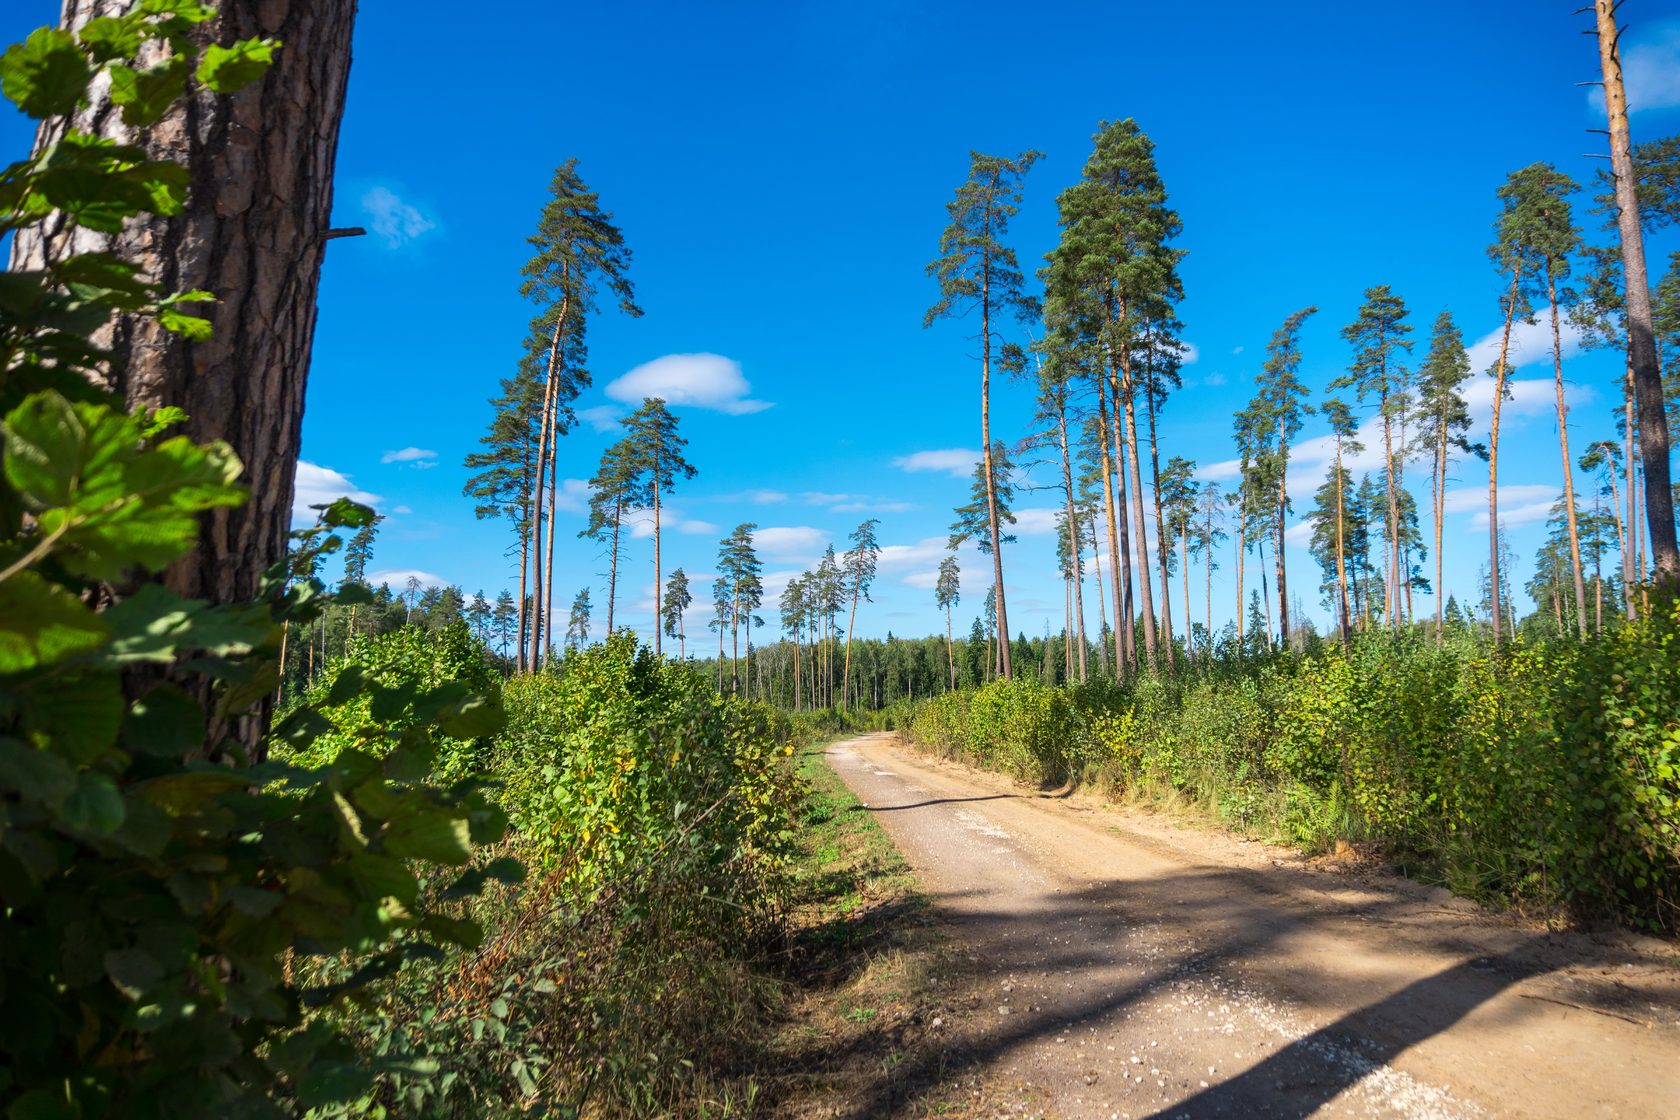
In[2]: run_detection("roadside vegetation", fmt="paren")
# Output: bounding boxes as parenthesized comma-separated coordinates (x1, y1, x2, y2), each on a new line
(900, 616, 1680, 934)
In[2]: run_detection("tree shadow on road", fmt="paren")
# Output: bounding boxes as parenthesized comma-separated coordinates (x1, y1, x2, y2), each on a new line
(812, 865, 1597, 1120)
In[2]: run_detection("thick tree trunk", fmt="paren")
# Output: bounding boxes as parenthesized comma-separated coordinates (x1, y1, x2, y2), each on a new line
(10, 0, 358, 755)
(1143, 372, 1174, 669)
(1624, 361, 1639, 617)
(1597, 0, 1680, 587)
(1116, 369, 1155, 669)
(606, 499, 621, 634)
(652, 455, 663, 656)
(1547, 270, 1589, 637)
(1055, 408, 1089, 682)
(1335, 441, 1352, 643)
(1488, 270, 1520, 647)
(1095, 381, 1125, 677)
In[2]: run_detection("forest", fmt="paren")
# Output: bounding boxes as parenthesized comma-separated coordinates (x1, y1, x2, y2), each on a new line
(0, 1, 1677, 1118)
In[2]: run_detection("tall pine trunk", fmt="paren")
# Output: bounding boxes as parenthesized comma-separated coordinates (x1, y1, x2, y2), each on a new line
(606, 498, 621, 633)
(1335, 441, 1352, 643)
(1144, 373, 1175, 669)
(1117, 366, 1156, 669)
(1596, 0, 1680, 587)
(1095, 381, 1125, 677)
(1623, 362, 1639, 617)
(1488, 268, 1521, 647)
(652, 450, 664, 656)
(979, 268, 1012, 678)
(1546, 268, 1589, 637)
(1055, 408, 1089, 681)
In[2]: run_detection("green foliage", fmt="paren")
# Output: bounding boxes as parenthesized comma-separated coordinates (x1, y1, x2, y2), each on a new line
(0, 9, 513, 1115)
(319, 635, 805, 1117)
(901, 621, 1680, 931)
(279, 621, 503, 783)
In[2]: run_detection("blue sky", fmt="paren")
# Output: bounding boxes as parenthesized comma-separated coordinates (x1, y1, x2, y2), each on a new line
(5, 2, 1680, 645)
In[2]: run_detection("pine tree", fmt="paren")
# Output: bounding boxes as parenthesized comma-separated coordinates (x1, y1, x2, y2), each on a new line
(663, 566, 693, 659)
(1339, 286, 1414, 631)
(950, 443, 1018, 677)
(1591, 4, 1678, 587)
(840, 519, 881, 710)
(492, 591, 517, 661)
(465, 591, 492, 644)
(622, 397, 696, 656)
(780, 574, 808, 709)
(1190, 483, 1227, 662)
(1485, 169, 1545, 644)
(1414, 310, 1478, 643)
(1255, 307, 1317, 647)
(580, 438, 647, 638)
(1510, 164, 1590, 635)
(717, 525, 763, 696)
(1319, 394, 1363, 640)
(925, 149, 1041, 679)
(520, 159, 641, 673)
(464, 370, 542, 670)
(935, 553, 961, 690)
(1580, 439, 1630, 617)
(1157, 456, 1198, 665)
(1033, 316, 1092, 682)
(1047, 119, 1186, 671)
(565, 587, 591, 651)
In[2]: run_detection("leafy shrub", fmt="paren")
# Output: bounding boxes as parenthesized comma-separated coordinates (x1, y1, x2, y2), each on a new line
(324, 635, 806, 1117)
(899, 616, 1680, 931)
(282, 621, 502, 781)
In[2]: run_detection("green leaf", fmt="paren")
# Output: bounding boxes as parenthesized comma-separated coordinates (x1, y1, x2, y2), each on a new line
(317, 498, 377, 530)
(296, 1061, 374, 1109)
(122, 685, 205, 757)
(59, 773, 125, 834)
(2, 390, 89, 508)
(107, 55, 190, 127)
(417, 913, 482, 949)
(438, 693, 505, 740)
(0, 737, 77, 805)
(135, 770, 251, 815)
(6, 1088, 79, 1120)
(0, 571, 109, 674)
(195, 38, 278, 94)
(78, 15, 145, 63)
(382, 813, 473, 865)
(104, 946, 163, 1000)
(0, 28, 91, 119)
(156, 307, 211, 340)
(20, 671, 123, 764)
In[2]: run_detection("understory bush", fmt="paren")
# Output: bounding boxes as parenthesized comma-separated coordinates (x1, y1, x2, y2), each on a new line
(901, 613, 1680, 932)
(311, 635, 807, 1117)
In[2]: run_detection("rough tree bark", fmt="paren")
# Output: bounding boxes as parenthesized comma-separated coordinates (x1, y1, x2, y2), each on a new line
(1487, 268, 1520, 647)
(11, 0, 359, 755)
(1596, 0, 1679, 587)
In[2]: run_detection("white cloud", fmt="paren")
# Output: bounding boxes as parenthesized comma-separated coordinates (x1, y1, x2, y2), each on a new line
(751, 525, 829, 562)
(1587, 23, 1680, 114)
(1464, 315, 1582, 377)
(625, 507, 717, 539)
(892, 448, 979, 478)
(381, 446, 437, 470)
(833, 499, 917, 513)
(576, 405, 623, 433)
(1181, 342, 1201, 365)
(1231, 345, 1245, 356)
(361, 187, 436, 249)
(368, 568, 446, 590)
(721, 489, 788, 504)
(393, 504, 412, 515)
(801, 491, 853, 505)
(1283, 520, 1315, 546)
(1203, 371, 1228, 387)
(552, 478, 592, 514)
(1011, 507, 1062, 536)
(605, 353, 772, 414)
(1441, 483, 1556, 515)
(292, 461, 380, 521)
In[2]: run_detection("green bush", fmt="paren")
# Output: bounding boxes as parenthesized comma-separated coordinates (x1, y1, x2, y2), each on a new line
(324, 635, 806, 1117)
(899, 617, 1680, 931)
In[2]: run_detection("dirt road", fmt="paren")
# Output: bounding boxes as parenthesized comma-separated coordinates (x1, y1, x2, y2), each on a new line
(824, 733, 1680, 1119)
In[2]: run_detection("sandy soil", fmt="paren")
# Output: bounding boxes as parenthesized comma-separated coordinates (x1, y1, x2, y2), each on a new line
(822, 733, 1680, 1120)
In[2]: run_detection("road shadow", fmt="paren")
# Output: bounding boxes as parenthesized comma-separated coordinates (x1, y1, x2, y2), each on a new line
(794, 863, 1588, 1120)
(851, 793, 1018, 812)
